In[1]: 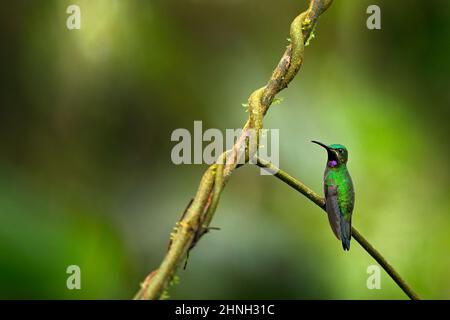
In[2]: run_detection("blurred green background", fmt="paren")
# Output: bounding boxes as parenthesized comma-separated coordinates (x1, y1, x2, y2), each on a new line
(0, 0, 449, 299)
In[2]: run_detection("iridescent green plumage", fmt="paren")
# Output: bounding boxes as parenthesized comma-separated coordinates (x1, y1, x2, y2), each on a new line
(312, 141, 355, 251)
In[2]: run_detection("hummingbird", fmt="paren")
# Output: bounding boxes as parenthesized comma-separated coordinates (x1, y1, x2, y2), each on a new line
(312, 141, 355, 251)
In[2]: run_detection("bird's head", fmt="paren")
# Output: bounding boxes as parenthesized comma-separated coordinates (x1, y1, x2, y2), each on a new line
(311, 141, 348, 167)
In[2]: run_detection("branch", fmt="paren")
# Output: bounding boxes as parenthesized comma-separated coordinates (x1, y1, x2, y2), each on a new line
(134, 0, 334, 300)
(256, 157, 421, 300)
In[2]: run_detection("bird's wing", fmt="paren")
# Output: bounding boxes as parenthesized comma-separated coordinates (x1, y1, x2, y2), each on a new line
(325, 185, 341, 240)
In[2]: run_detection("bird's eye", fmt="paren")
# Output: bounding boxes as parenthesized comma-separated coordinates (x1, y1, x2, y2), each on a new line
(338, 149, 343, 153)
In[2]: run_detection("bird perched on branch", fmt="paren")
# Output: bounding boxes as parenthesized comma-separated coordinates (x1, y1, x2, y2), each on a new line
(312, 141, 355, 250)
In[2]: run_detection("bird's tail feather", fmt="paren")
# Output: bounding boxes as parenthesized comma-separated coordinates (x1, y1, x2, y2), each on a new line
(340, 219, 352, 251)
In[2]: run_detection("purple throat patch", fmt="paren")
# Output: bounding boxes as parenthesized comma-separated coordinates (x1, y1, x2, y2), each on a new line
(328, 160, 338, 167)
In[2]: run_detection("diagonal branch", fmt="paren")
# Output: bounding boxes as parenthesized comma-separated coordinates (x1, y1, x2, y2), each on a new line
(134, 0, 334, 300)
(256, 157, 420, 300)
(135, 0, 421, 300)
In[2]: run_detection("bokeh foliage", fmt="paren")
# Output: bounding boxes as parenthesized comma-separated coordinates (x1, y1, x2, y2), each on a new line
(0, 0, 449, 299)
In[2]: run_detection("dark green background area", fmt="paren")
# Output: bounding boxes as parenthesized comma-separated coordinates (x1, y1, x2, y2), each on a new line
(0, 0, 448, 299)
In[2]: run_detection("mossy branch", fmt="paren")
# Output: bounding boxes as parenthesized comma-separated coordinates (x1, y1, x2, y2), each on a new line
(134, 0, 333, 300)
(134, 0, 419, 300)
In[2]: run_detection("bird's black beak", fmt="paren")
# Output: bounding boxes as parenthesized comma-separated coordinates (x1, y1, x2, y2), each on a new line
(311, 140, 330, 151)
(311, 140, 337, 161)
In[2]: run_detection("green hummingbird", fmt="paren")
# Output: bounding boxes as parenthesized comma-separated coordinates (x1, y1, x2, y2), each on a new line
(312, 141, 355, 251)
